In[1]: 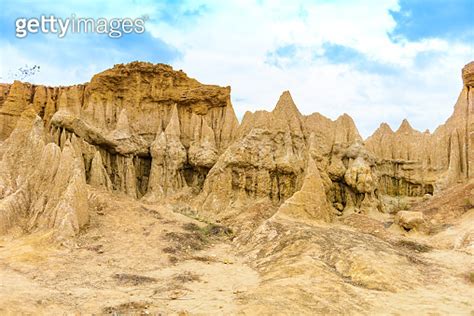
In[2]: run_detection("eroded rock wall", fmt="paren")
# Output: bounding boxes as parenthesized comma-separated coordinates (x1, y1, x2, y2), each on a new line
(194, 91, 381, 220)
(0, 61, 472, 233)
(366, 62, 473, 195)
(0, 109, 88, 241)
(0, 62, 239, 200)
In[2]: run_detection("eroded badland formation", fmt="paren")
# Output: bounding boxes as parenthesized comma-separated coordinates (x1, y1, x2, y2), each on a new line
(0, 61, 473, 314)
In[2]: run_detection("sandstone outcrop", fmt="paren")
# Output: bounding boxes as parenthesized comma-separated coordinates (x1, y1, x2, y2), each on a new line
(0, 109, 88, 241)
(194, 90, 379, 221)
(89, 151, 113, 190)
(145, 104, 187, 201)
(395, 211, 425, 231)
(367, 62, 473, 196)
(275, 155, 333, 223)
(0, 61, 472, 238)
(0, 62, 239, 200)
(462, 61, 474, 87)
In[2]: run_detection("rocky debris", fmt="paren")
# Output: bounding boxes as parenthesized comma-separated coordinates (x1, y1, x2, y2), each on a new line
(395, 211, 425, 231)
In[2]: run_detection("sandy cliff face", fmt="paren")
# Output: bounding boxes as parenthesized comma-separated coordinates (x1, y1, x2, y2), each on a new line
(0, 62, 238, 201)
(195, 90, 381, 222)
(0, 109, 88, 242)
(0, 62, 239, 239)
(0, 61, 472, 239)
(366, 62, 474, 195)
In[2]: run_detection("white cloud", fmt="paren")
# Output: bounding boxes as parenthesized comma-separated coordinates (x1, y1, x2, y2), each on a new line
(147, 0, 472, 137)
(1, 0, 472, 138)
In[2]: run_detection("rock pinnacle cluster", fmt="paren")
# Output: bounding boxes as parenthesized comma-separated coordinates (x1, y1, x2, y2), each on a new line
(0, 61, 472, 240)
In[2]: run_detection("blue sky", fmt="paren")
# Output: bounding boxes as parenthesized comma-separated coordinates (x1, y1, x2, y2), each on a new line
(0, 0, 473, 137)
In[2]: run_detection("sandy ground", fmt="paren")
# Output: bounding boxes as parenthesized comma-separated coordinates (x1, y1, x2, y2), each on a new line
(0, 190, 259, 315)
(0, 188, 473, 315)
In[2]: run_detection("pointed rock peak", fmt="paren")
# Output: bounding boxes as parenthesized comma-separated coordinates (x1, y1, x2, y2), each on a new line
(377, 122, 394, 134)
(70, 133, 83, 157)
(335, 113, 357, 127)
(275, 153, 332, 223)
(304, 155, 321, 183)
(334, 113, 362, 143)
(90, 151, 112, 190)
(165, 104, 181, 138)
(397, 119, 414, 133)
(273, 90, 302, 117)
(152, 129, 167, 143)
(150, 130, 168, 156)
(337, 113, 352, 121)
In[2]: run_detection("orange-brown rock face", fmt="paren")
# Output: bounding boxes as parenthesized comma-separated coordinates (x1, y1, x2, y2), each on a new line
(0, 61, 472, 237)
(78, 62, 238, 151)
(0, 62, 240, 239)
(0, 62, 239, 200)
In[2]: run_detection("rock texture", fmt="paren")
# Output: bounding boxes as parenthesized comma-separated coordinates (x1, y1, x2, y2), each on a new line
(367, 62, 474, 195)
(395, 211, 425, 231)
(275, 155, 333, 223)
(145, 104, 187, 201)
(0, 62, 238, 201)
(0, 61, 473, 316)
(0, 61, 472, 239)
(0, 109, 88, 241)
(194, 90, 382, 221)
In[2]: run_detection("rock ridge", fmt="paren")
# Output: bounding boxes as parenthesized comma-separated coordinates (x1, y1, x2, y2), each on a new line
(0, 60, 472, 238)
